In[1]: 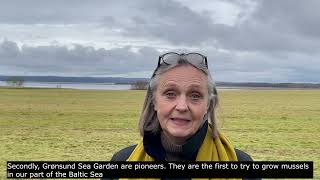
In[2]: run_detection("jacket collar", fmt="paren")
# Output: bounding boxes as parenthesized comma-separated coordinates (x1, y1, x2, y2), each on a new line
(143, 120, 208, 161)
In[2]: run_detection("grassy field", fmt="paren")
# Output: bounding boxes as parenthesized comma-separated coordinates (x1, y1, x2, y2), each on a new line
(1, 88, 319, 179)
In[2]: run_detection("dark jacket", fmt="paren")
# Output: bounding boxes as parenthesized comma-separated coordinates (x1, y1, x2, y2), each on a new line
(108, 121, 260, 180)
(111, 144, 253, 162)
(109, 145, 257, 180)
(114, 121, 253, 161)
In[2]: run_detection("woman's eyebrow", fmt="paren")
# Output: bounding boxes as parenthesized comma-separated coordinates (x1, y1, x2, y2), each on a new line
(162, 82, 178, 88)
(188, 84, 202, 89)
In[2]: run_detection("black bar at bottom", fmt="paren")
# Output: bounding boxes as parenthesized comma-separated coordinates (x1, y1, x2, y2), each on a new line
(7, 161, 313, 178)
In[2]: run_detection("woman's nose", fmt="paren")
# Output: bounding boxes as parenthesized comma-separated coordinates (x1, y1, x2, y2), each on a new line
(175, 96, 188, 112)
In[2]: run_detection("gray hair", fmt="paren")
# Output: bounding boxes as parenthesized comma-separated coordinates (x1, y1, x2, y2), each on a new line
(138, 60, 219, 138)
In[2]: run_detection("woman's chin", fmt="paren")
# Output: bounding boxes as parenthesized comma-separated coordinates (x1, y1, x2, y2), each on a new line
(166, 127, 194, 144)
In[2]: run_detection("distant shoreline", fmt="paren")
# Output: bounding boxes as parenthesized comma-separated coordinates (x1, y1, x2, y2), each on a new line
(1, 75, 319, 88)
(1, 75, 320, 90)
(216, 86, 320, 90)
(1, 83, 320, 91)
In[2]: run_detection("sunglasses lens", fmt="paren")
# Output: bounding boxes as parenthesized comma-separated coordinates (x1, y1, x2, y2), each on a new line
(186, 53, 205, 66)
(162, 53, 181, 65)
(160, 52, 206, 68)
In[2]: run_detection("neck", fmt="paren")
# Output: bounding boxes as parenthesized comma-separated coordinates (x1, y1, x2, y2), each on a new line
(161, 132, 183, 153)
(161, 131, 188, 145)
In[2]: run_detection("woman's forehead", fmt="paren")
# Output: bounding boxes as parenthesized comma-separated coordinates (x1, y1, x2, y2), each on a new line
(159, 64, 207, 80)
(157, 65, 208, 89)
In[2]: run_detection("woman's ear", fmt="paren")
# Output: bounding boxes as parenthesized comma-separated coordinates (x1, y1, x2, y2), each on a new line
(203, 113, 208, 120)
(153, 96, 157, 111)
(153, 101, 157, 111)
(207, 94, 213, 111)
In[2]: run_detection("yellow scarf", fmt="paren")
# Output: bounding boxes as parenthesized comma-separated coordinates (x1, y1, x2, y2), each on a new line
(123, 125, 239, 180)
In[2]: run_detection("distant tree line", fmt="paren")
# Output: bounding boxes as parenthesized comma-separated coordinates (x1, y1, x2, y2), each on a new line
(6, 76, 25, 87)
(216, 82, 320, 89)
(131, 81, 149, 90)
(0, 75, 149, 84)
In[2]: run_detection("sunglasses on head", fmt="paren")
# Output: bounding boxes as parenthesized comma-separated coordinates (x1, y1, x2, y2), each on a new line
(157, 52, 208, 69)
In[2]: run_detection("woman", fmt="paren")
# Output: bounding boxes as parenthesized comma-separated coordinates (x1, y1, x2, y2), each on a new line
(111, 52, 254, 179)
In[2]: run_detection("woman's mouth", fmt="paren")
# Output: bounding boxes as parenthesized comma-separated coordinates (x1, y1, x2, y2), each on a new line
(170, 118, 191, 126)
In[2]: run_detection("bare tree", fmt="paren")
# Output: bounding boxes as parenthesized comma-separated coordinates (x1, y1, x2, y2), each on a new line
(6, 76, 25, 87)
(131, 81, 148, 90)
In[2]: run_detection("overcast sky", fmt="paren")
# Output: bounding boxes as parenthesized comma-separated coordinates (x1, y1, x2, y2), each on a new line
(1, 0, 319, 82)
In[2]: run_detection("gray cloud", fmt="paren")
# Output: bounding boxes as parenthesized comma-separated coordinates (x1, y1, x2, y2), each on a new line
(0, 40, 159, 76)
(1, 0, 319, 82)
(0, 0, 129, 24)
(254, 0, 320, 38)
(0, 0, 219, 45)
(94, 0, 216, 46)
(1, 40, 319, 82)
(98, 0, 320, 53)
(199, 47, 320, 83)
(2, 0, 320, 51)
(213, 0, 320, 52)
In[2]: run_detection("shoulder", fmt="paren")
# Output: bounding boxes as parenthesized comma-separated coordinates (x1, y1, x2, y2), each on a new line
(111, 145, 253, 162)
(110, 144, 137, 161)
(235, 148, 253, 161)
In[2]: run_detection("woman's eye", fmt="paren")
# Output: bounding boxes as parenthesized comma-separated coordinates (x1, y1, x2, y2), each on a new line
(165, 91, 176, 98)
(191, 93, 201, 100)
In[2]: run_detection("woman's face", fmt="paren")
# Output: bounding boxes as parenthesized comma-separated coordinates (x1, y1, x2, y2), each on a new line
(154, 64, 209, 144)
